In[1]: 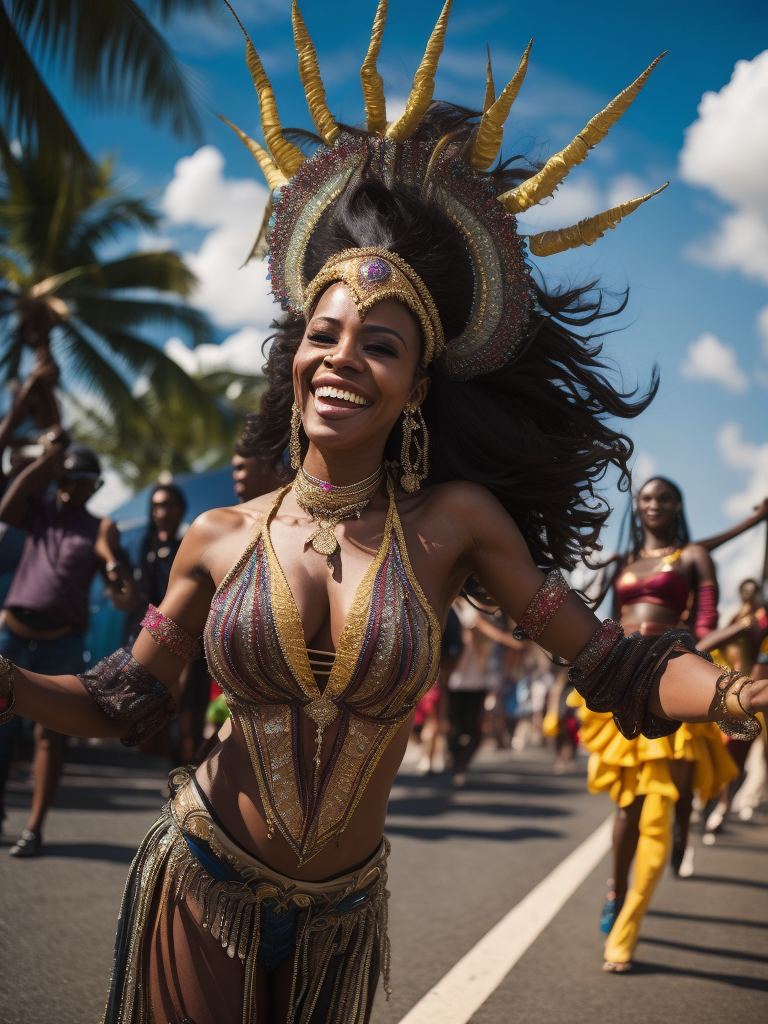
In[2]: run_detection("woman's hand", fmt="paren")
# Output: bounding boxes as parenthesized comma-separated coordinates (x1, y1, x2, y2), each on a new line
(742, 677, 768, 716)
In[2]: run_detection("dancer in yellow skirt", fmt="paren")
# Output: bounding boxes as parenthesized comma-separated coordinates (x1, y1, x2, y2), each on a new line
(578, 477, 739, 972)
(574, 696, 737, 970)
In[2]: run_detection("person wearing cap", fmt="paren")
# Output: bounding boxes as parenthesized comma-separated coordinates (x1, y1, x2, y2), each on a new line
(0, 431, 125, 856)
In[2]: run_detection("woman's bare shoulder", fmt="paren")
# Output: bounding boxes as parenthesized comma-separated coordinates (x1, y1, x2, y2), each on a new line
(681, 541, 716, 578)
(418, 480, 522, 535)
(186, 489, 282, 540)
(177, 491, 279, 566)
(397, 480, 527, 561)
(406, 479, 506, 516)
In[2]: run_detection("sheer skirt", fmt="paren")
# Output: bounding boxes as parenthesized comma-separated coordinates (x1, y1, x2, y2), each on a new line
(103, 769, 390, 1024)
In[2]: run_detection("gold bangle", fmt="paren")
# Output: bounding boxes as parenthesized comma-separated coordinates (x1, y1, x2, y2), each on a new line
(724, 677, 752, 719)
(714, 669, 761, 740)
(0, 654, 15, 726)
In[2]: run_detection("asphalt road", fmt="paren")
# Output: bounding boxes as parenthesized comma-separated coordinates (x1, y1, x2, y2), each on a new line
(1, 739, 766, 1024)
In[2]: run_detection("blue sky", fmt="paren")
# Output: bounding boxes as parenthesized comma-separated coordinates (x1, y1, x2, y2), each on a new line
(43, 0, 768, 605)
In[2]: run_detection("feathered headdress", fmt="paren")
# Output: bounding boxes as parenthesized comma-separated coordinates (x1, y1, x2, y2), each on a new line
(223, 0, 666, 380)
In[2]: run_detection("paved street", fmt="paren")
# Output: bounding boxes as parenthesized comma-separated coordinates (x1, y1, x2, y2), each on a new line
(1, 739, 766, 1024)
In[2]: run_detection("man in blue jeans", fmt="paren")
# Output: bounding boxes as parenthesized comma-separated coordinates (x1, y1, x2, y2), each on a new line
(0, 434, 127, 855)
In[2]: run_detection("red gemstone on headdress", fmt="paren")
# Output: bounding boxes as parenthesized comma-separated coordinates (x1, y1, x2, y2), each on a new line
(321, 482, 332, 491)
(359, 258, 391, 284)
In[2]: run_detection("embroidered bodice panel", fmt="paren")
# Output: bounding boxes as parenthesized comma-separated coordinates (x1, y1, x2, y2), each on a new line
(204, 480, 441, 863)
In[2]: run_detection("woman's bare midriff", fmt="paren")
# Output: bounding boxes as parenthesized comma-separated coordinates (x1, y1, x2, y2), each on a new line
(620, 601, 680, 635)
(195, 710, 414, 881)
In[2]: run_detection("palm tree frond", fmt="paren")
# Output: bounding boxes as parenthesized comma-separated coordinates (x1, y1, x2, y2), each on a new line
(58, 321, 159, 446)
(93, 251, 199, 298)
(0, 6, 95, 176)
(74, 195, 160, 251)
(79, 321, 223, 431)
(10, 0, 205, 141)
(73, 291, 212, 347)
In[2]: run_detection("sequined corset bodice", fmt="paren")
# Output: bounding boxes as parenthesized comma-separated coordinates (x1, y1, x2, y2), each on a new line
(204, 479, 441, 863)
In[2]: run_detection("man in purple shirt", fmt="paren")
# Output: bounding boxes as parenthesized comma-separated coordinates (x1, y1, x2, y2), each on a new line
(0, 434, 125, 856)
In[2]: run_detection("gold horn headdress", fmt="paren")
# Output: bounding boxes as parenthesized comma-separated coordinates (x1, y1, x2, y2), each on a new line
(225, 1, 667, 380)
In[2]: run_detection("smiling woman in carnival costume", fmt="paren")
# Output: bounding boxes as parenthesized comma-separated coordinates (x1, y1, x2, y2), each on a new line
(2, 3, 767, 1022)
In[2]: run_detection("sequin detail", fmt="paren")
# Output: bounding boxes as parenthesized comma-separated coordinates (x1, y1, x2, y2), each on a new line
(141, 604, 203, 662)
(571, 618, 626, 677)
(204, 477, 441, 864)
(513, 568, 570, 640)
(268, 133, 532, 379)
(78, 648, 177, 746)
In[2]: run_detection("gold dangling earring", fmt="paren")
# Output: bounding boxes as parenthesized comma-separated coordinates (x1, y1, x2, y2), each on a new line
(400, 404, 429, 492)
(290, 401, 303, 471)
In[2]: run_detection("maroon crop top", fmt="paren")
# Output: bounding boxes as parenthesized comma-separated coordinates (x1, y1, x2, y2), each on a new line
(615, 568, 691, 620)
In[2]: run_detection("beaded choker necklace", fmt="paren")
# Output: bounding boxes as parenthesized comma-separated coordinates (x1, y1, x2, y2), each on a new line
(294, 465, 384, 569)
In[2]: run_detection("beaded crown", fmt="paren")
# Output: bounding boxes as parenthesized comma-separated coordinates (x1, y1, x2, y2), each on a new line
(223, 0, 667, 380)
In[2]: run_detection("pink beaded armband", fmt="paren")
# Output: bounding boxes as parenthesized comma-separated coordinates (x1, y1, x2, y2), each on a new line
(141, 605, 203, 663)
(513, 569, 570, 640)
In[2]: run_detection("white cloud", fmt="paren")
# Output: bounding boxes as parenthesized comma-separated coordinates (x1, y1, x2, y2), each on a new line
(161, 146, 280, 331)
(516, 175, 602, 232)
(713, 422, 768, 617)
(385, 96, 408, 124)
(757, 304, 768, 359)
(631, 450, 657, 490)
(680, 51, 768, 217)
(684, 210, 768, 286)
(166, 326, 266, 377)
(680, 332, 749, 393)
(717, 423, 768, 518)
(606, 173, 650, 209)
(680, 51, 768, 282)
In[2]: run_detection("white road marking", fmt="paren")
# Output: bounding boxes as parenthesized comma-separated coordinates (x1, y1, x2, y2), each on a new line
(397, 814, 613, 1024)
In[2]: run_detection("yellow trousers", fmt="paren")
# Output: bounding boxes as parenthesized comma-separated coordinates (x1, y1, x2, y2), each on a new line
(571, 695, 738, 964)
(603, 792, 672, 964)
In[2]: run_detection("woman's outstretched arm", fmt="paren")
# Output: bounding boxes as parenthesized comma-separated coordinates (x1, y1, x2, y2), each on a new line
(7, 513, 219, 741)
(696, 497, 768, 552)
(447, 483, 768, 728)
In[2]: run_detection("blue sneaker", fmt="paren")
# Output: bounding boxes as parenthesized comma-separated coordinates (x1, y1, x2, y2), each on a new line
(600, 893, 625, 934)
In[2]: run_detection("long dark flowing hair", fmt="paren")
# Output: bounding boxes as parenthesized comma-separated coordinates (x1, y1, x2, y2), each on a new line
(245, 105, 658, 576)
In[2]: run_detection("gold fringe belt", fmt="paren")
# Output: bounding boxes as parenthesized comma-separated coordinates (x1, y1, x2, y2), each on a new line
(103, 767, 391, 1024)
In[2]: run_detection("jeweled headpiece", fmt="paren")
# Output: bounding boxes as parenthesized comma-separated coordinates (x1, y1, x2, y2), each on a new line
(223, 0, 667, 380)
(302, 248, 444, 367)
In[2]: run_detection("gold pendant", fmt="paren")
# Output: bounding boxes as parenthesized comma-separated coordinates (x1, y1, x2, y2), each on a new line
(304, 697, 339, 795)
(304, 697, 338, 732)
(309, 521, 338, 557)
(401, 472, 419, 493)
